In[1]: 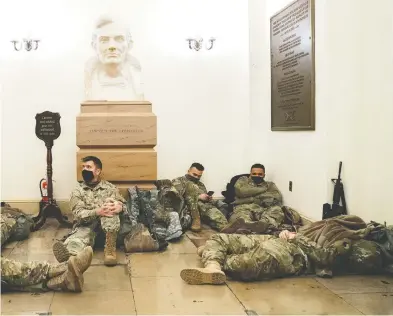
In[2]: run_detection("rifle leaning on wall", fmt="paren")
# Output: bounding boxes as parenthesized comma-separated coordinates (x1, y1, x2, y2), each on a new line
(322, 161, 347, 219)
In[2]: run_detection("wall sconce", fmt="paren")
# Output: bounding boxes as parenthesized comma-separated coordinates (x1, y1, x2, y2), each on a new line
(186, 37, 216, 51)
(11, 39, 40, 51)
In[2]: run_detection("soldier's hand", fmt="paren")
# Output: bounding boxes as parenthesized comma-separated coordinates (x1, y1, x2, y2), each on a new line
(199, 193, 209, 201)
(279, 230, 296, 240)
(109, 201, 123, 214)
(96, 207, 113, 217)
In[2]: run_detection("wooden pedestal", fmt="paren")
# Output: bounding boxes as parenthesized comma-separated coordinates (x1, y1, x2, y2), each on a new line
(76, 101, 157, 197)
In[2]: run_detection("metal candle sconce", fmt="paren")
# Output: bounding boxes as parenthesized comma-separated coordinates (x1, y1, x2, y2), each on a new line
(186, 37, 216, 51)
(11, 39, 40, 51)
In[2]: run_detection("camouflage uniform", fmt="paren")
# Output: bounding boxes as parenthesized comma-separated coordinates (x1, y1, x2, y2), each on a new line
(227, 176, 284, 232)
(1, 257, 66, 292)
(172, 176, 228, 231)
(299, 215, 393, 275)
(1, 214, 93, 292)
(200, 233, 349, 281)
(1, 213, 17, 246)
(62, 180, 126, 255)
(2, 247, 93, 293)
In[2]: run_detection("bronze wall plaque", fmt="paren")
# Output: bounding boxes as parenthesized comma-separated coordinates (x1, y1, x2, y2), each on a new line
(35, 111, 61, 143)
(270, 0, 315, 131)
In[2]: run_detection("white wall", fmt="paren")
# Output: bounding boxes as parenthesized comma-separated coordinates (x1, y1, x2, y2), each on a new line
(248, 0, 393, 223)
(0, 0, 250, 200)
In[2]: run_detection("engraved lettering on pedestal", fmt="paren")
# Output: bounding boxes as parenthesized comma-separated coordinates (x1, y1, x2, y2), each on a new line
(88, 128, 143, 133)
(271, 0, 315, 130)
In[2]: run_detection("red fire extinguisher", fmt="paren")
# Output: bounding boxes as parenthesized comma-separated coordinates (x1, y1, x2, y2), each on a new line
(40, 178, 49, 202)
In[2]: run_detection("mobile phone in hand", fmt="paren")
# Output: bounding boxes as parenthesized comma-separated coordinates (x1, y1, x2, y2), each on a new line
(207, 191, 214, 196)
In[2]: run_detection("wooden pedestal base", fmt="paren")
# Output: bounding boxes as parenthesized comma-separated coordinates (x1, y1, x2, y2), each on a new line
(32, 201, 73, 231)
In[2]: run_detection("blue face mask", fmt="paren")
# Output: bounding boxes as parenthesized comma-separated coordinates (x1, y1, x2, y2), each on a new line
(251, 176, 264, 184)
(82, 170, 94, 182)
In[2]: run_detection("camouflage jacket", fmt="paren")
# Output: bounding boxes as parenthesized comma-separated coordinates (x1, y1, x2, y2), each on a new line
(70, 180, 126, 225)
(172, 175, 224, 210)
(234, 176, 283, 207)
(1, 213, 17, 247)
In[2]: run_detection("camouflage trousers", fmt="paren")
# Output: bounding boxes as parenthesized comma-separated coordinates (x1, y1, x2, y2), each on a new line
(198, 202, 228, 231)
(1, 213, 16, 246)
(1, 257, 66, 292)
(64, 215, 120, 255)
(202, 233, 342, 281)
(229, 204, 284, 230)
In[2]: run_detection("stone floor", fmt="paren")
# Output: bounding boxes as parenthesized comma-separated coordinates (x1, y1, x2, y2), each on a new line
(1, 218, 393, 315)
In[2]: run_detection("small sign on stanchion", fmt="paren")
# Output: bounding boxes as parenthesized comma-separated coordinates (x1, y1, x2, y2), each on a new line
(32, 111, 73, 231)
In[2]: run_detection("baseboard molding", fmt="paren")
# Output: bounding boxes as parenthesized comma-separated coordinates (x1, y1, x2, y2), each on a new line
(3, 199, 315, 226)
(2, 200, 71, 216)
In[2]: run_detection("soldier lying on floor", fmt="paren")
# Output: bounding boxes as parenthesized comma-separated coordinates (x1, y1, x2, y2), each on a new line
(180, 231, 351, 285)
(180, 215, 393, 285)
(1, 212, 93, 292)
(221, 163, 286, 234)
(1, 202, 34, 245)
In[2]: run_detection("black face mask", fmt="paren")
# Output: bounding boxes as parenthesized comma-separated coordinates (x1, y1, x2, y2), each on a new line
(82, 170, 94, 182)
(185, 174, 200, 183)
(251, 176, 264, 185)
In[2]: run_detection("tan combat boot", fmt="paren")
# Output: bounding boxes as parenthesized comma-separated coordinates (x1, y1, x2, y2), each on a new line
(52, 241, 71, 263)
(190, 208, 201, 232)
(46, 257, 83, 292)
(197, 245, 205, 257)
(48, 262, 68, 278)
(45, 246, 94, 292)
(104, 232, 118, 266)
(180, 261, 226, 285)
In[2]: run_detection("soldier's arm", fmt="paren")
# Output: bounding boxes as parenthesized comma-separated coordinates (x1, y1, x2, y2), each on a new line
(171, 177, 186, 195)
(109, 187, 127, 213)
(234, 177, 268, 198)
(255, 182, 283, 206)
(69, 190, 98, 224)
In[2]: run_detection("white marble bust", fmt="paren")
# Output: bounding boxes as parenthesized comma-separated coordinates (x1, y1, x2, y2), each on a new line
(84, 16, 144, 101)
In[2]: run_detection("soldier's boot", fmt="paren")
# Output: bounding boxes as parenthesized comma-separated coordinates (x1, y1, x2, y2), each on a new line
(197, 245, 205, 257)
(221, 218, 269, 234)
(180, 261, 226, 285)
(104, 232, 118, 266)
(74, 246, 94, 273)
(48, 262, 68, 278)
(49, 246, 93, 278)
(53, 241, 71, 263)
(46, 257, 84, 292)
(190, 208, 201, 232)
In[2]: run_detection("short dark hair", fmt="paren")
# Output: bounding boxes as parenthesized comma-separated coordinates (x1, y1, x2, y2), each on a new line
(190, 162, 204, 171)
(82, 156, 102, 169)
(251, 163, 265, 171)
